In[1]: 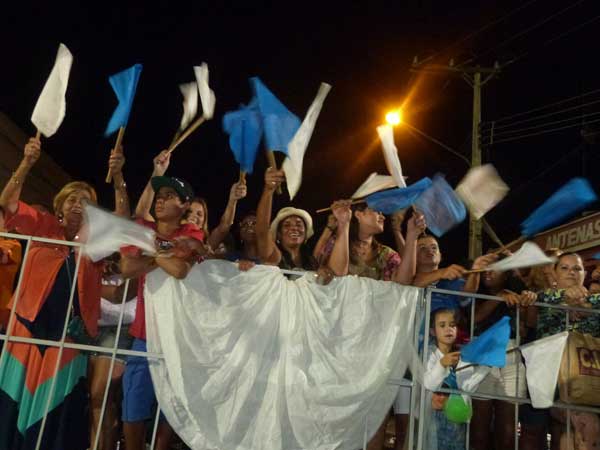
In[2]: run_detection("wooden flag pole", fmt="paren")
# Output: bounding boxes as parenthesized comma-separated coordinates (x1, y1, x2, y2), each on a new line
(105, 126, 125, 183)
(316, 199, 366, 214)
(266, 150, 282, 195)
(239, 170, 247, 185)
(167, 116, 206, 154)
(492, 236, 527, 255)
(35, 130, 41, 140)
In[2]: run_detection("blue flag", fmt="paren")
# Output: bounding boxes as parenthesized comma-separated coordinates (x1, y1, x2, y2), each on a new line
(366, 178, 432, 214)
(222, 98, 263, 174)
(461, 316, 511, 367)
(250, 77, 301, 156)
(521, 178, 597, 237)
(104, 64, 143, 136)
(414, 174, 467, 237)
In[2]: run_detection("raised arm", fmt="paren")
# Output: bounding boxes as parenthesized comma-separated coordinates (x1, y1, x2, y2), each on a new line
(391, 209, 407, 255)
(463, 253, 498, 293)
(256, 167, 285, 265)
(0, 137, 41, 214)
(134, 150, 171, 221)
(207, 181, 247, 250)
(313, 214, 337, 261)
(393, 211, 426, 285)
(108, 145, 130, 217)
(413, 265, 466, 288)
(324, 200, 352, 276)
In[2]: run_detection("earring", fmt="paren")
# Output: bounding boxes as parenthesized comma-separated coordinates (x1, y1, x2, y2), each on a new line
(57, 213, 64, 223)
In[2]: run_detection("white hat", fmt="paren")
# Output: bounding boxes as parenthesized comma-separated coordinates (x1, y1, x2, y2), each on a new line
(270, 207, 314, 241)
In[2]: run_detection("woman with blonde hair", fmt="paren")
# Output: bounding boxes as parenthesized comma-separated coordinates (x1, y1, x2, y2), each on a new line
(0, 136, 128, 450)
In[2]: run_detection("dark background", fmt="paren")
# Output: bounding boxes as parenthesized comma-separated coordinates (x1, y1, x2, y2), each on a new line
(2, 1, 599, 262)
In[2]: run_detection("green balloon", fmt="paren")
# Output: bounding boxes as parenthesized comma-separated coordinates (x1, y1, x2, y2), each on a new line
(443, 394, 472, 424)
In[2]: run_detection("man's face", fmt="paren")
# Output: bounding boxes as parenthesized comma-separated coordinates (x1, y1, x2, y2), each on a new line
(154, 187, 187, 221)
(417, 236, 441, 268)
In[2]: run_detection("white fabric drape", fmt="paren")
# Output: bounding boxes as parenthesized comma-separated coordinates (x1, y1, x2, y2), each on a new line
(144, 260, 420, 450)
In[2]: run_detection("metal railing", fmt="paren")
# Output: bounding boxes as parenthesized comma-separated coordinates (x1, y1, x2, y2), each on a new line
(2, 230, 600, 450)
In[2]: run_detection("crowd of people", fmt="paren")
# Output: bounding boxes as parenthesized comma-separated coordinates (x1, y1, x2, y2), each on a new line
(0, 135, 599, 450)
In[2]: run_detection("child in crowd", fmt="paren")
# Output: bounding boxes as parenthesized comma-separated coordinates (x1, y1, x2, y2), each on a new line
(424, 308, 489, 450)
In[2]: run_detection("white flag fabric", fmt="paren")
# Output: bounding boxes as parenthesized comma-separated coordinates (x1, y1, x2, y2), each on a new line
(145, 260, 420, 450)
(351, 172, 397, 199)
(486, 241, 556, 272)
(377, 124, 406, 188)
(455, 164, 509, 220)
(178, 82, 199, 131)
(31, 43, 73, 137)
(521, 332, 568, 408)
(194, 63, 216, 120)
(282, 82, 331, 200)
(82, 204, 156, 262)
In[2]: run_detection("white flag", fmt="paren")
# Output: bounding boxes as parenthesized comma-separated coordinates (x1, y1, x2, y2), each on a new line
(193, 63, 216, 120)
(455, 164, 509, 220)
(521, 332, 568, 408)
(377, 125, 406, 188)
(351, 172, 397, 199)
(82, 204, 156, 262)
(486, 241, 556, 272)
(178, 82, 198, 131)
(31, 43, 73, 137)
(282, 82, 331, 200)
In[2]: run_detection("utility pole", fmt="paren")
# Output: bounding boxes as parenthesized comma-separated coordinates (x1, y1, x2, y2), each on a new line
(410, 60, 500, 260)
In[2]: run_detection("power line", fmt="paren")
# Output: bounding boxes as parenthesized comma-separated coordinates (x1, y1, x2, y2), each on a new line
(482, 110, 600, 141)
(501, 13, 600, 69)
(457, 0, 586, 67)
(487, 116, 600, 145)
(482, 100, 600, 136)
(481, 87, 600, 126)
(413, 0, 541, 66)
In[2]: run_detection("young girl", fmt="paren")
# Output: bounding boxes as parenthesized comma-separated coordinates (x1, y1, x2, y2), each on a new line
(424, 308, 489, 450)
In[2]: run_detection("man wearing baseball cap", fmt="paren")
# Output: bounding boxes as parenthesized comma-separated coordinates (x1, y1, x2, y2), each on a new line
(120, 174, 204, 450)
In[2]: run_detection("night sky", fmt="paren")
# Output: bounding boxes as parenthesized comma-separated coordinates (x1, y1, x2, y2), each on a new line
(2, 1, 599, 263)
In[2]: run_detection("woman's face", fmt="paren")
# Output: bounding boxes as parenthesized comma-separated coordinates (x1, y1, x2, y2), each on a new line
(186, 201, 206, 229)
(239, 215, 257, 244)
(277, 215, 306, 249)
(555, 254, 586, 289)
(60, 189, 92, 229)
(417, 236, 441, 268)
(356, 208, 385, 235)
(483, 270, 506, 292)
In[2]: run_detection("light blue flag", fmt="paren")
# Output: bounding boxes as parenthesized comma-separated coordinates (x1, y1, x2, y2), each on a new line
(223, 98, 263, 174)
(414, 174, 467, 237)
(461, 316, 511, 367)
(365, 177, 432, 214)
(250, 77, 301, 156)
(521, 178, 597, 237)
(104, 64, 143, 136)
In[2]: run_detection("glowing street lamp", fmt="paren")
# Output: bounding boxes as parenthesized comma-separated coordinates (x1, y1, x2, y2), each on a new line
(385, 110, 402, 126)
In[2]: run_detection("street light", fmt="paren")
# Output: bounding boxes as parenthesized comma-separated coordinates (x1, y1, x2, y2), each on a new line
(385, 110, 402, 126)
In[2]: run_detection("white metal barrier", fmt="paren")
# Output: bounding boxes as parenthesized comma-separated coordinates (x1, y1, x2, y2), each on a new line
(1, 230, 600, 450)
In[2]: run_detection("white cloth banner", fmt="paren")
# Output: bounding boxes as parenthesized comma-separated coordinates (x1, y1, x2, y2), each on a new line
(455, 164, 509, 220)
(179, 81, 199, 131)
(194, 63, 216, 120)
(144, 261, 420, 450)
(283, 82, 331, 200)
(82, 204, 156, 262)
(521, 332, 568, 408)
(31, 43, 73, 137)
(486, 241, 556, 272)
(377, 125, 406, 189)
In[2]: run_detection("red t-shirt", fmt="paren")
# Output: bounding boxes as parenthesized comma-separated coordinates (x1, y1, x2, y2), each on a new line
(121, 220, 204, 340)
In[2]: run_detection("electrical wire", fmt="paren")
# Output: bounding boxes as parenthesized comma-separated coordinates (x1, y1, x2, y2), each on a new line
(413, 0, 541, 66)
(481, 109, 600, 141)
(487, 116, 600, 145)
(456, 0, 586, 67)
(481, 88, 600, 127)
